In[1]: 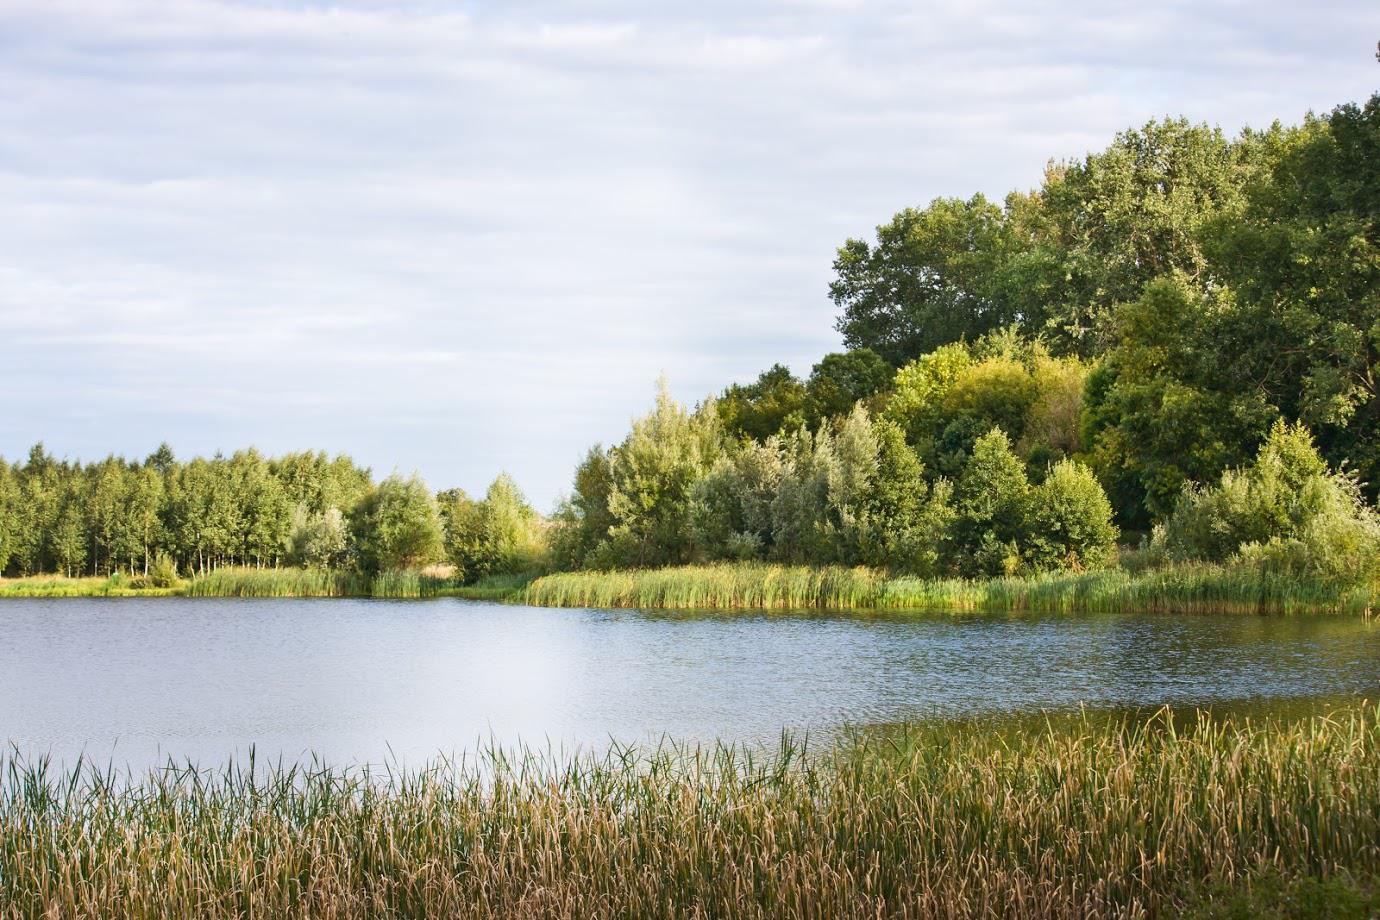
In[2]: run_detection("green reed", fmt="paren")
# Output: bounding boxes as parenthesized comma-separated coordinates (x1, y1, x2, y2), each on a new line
(3, 703, 1379, 918)
(525, 562, 1379, 615)
(182, 567, 370, 598)
(0, 574, 179, 598)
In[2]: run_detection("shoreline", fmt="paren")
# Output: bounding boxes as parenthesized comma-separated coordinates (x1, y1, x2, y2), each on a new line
(2, 563, 1375, 615)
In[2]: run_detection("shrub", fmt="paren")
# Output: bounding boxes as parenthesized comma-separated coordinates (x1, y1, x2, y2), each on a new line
(1023, 459, 1119, 571)
(1158, 421, 1380, 580)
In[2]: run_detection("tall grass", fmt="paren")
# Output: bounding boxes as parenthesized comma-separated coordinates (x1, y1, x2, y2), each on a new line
(183, 567, 369, 598)
(525, 562, 1379, 615)
(181, 567, 492, 599)
(3, 703, 1379, 918)
(0, 574, 179, 598)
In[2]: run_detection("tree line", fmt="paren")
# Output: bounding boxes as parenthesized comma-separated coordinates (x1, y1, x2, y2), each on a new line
(3, 94, 1378, 584)
(547, 94, 1380, 580)
(0, 444, 543, 582)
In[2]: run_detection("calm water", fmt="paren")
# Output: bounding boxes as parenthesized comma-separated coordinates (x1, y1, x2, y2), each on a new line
(1, 597, 1378, 769)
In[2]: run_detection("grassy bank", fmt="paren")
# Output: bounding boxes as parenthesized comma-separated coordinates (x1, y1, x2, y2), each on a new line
(524, 562, 1380, 615)
(3, 703, 1380, 918)
(0, 573, 180, 598)
(0, 568, 530, 600)
(2, 563, 1374, 615)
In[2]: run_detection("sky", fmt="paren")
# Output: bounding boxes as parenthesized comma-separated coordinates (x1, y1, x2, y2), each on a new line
(1, 0, 1377, 509)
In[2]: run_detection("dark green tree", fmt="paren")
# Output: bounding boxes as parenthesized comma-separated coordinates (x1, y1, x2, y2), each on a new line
(716, 364, 806, 441)
(803, 348, 893, 426)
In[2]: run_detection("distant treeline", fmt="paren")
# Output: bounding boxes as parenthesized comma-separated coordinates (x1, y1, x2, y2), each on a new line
(4, 94, 1378, 586)
(0, 445, 542, 581)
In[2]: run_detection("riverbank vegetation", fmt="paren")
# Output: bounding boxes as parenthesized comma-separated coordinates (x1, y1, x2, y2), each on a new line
(524, 562, 1379, 616)
(3, 95, 1378, 609)
(3, 702, 1379, 918)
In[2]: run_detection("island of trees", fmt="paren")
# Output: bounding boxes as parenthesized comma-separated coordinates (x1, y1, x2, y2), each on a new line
(2, 93, 1378, 601)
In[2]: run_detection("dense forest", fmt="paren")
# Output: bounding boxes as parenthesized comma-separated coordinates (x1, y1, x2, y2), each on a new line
(2, 94, 1378, 584)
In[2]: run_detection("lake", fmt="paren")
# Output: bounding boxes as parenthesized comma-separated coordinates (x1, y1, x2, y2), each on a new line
(1, 597, 1377, 769)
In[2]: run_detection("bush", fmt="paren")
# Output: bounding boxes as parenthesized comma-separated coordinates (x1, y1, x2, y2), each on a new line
(1023, 459, 1118, 571)
(147, 553, 181, 588)
(1158, 421, 1380, 580)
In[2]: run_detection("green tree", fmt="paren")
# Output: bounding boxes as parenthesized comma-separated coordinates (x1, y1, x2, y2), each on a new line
(599, 381, 723, 567)
(1039, 117, 1253, 353)
(351, 473, 444, 573)
(1156, 421, 1380, 580)
(1080, 276, 1275, 527)
(0, 460, 17, 574)
(831, 195, 1017, 366)
(856, 418, 953, 573)
(803, 348, 893, 426)
(1207, 97, 1380, 498)
(949, 428, 1030, 576)
(717, 364, 806, 441)
(1023, 460, 1118, 571)
(287, 504, 350, 569)
(441, 476, 545, 581)
(49, 478, 87, 578)
(549, 446, 617, 570)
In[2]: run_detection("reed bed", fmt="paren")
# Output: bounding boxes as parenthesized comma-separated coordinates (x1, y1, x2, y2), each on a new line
(0, 574, 178, 598)
(2, 704, 1379, 918)
(525, 563, 1379, 615)
(182, 567, 370, 598)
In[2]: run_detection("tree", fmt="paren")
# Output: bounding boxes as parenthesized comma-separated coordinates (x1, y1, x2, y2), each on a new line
(600, 381, 723, 567)
(441, 476, 545, 581)
(549, 446, 616, 570)
(716, 364, 806, 441)
(49, 478, 87, 578)
(1207, 97, 1380, 499)
(803, 348, 893, 426)
(351, 473, 444, 573)
(126, 465, 165, 575)
(1080, 276, 1276, 527)
(1023, 460, 1118, 571)
(0, 460, 17, 574)
(949, 428, 1030, 576)
(855, 418, 953, 573)
(831, 195, 1017, 366)
(1156, 421, 1380, 580)
(1038, 117, 1253, 353)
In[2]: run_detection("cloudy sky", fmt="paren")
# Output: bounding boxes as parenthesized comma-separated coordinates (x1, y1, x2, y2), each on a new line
(2, 0, 1376, 507)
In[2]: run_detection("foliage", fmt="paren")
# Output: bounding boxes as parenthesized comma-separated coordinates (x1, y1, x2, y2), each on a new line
(715, 363, 806, 441)
(802, 348, 893, 425)
(1157, 421, 1380, 581)
(883, 335, 1086, 479)
(831, 194, 1020, 365)
(824, 94, 1380, 532)
(349, 473, 444, 574)
(286, 505, 350, 569)
(949, 428, 1030, 576)
(439, 474, 546, 582)
(582, 379, 724, 567)
(557, 380, 1114, 577)
(1022, 459, 1119, 571)
(1080, 275, 1276, 526)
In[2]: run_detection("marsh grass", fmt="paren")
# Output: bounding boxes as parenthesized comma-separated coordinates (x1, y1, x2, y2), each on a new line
(3, 703, 1380, 918)
(182, 567, 370, 598)
(4, 563, 1374, 615)
(525, 562, 1379, 615)
(0, 574, 178, 598)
